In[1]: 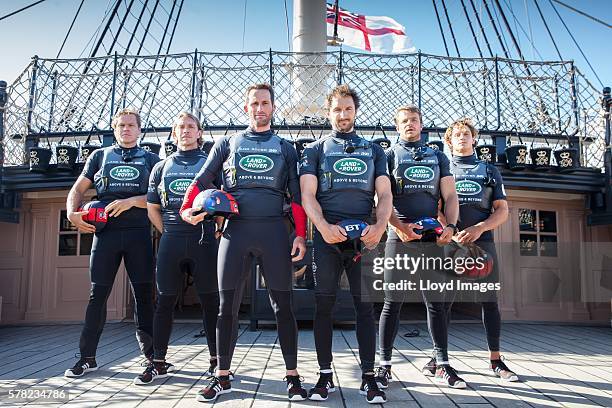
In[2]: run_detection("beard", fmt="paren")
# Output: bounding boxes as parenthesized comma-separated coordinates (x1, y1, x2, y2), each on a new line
(333, 118, 355, 133)
(253, 114, 272, 127)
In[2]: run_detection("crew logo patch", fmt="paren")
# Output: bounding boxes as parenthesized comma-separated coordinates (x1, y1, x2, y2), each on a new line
(238, 155, 274, 173)
(455, 179, 482, 195)
(110, 165, 140, 181)
(404, 166, 434, 182)
(168, 179, 192, 195)
(333, 158, 367, 176)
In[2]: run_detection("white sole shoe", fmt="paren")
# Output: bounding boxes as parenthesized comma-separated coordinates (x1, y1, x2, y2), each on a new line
(64, 366, 98, 378)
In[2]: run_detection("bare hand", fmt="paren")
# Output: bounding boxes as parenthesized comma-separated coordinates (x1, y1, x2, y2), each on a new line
(291, 236, 307, 262)
(181, 207, 206, 225)
(436, 226, 454, 246)
(457, 225, 483, 243)
(68, 210, 97, 233)
(320, 223, 347, 244)
(360, 224, 385, 249)
(106, 198, 135, 218)
(393, 222, 422, 242)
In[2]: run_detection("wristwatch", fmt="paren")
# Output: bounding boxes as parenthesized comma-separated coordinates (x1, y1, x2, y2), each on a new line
(445, 224, 458, 234)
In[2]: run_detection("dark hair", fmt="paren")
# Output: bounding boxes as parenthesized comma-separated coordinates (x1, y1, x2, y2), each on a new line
(394, 104, 422, 125)
(245, 83, 274, 105)
(325, 84, 360, 111)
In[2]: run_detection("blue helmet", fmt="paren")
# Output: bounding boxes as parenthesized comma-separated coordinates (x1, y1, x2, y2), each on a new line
(193, 189, 239, 218)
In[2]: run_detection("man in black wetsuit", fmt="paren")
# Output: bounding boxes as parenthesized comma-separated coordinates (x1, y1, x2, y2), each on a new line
(64, 109, 160, 378)
(375, 105, 460, 389)
(444, 117, 517, 383)
(300, 84, 393, 404)
(180, 84, 309, 402)
(134, 112, 220, 385)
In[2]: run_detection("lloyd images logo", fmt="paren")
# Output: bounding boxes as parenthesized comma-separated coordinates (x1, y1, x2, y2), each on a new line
(455, 179, 482, 195)
(110, 165, 140, 181)
(333, 158, 367, 175)
(239, 154, 274, 173)
(404, 166, 434, 182)
(168, 179, 192, 195)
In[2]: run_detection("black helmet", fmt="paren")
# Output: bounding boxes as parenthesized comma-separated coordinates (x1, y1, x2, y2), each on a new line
(79, 200, 108, 232)
(294, 137, 315, 157)
(193, 189, 239, 219)
(372, 137, 391, 150)
(336, 219, 369, 261)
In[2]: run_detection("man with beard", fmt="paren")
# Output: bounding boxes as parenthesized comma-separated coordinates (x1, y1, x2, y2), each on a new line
(300, 85, 393, 404)
(180, 84, 309, 402)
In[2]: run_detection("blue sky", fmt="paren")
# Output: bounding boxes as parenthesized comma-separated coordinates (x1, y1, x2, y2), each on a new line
(1, 0, 610, 90)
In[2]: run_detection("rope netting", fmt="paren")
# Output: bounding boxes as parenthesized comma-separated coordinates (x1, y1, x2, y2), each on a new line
(1, 50, 606, 168)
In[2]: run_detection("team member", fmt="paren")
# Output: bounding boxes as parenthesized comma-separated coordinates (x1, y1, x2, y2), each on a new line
(300, 85, 393, 404)
(180, 84, 309, 402)
(64, 109, 160, 377)
(376, 105, 459, 388)
(444, 118, 518, 382)
(134, 112, 220, 385)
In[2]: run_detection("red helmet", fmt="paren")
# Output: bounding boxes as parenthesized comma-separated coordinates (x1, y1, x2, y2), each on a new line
(444, 242, 494, 280)
(413, 217, 444, 237)
(193, 189, 239, 219)
(79, 200, 108, 232)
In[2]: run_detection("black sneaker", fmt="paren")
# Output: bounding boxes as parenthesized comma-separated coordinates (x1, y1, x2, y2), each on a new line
(64, 357, 98, 378)
(434, 365, 467, 388)
(133, 361, 168, 385)
(491, 358, 519, 382)
(203, 359, 234, 381)
(143, 357, 175, 373)
(308, 372, 336, 401)
(285, 375, 308, 401)
(360, 374, 387, 404)
(196, 376, 232, 402)
(422, 357, 437, 377)
(375, 365, 392, 389)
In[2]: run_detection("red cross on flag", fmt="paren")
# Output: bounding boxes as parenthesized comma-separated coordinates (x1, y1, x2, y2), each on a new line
(326, 3, 415, 53)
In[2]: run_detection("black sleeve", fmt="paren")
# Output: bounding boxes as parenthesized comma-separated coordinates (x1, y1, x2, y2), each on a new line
(386, 148, 397, 192)
(212, 171, 224, 190)
(147, 161, 164, 204)
(298, 142, 319, 176)
(489, 165, 507, 201)
(81, 149, 103, 181)
(283, 141, 301, 204)
(437, 151, 452, 178)
(147, 151, 161, 169)
(372, 144, 389, 178)
(193, 136, 230, 190)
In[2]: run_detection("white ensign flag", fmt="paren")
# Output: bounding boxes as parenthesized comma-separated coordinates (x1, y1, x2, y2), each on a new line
(326, 4, 416, 53)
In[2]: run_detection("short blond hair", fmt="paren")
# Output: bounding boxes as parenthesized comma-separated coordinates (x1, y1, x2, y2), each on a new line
(394, 104, 422, 125)
(444, 117, 479, 148)
(171, 111, 203, 146)
(111, 108, 141, 129)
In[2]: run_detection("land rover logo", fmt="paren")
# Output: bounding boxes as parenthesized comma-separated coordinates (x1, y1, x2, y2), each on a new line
(455, 180, 482, 195)
(169, 179, 192, 195)
(404, 166, 434, 182)
(239, 155, 274, 173)
(333, 158, 367, 175)
(110, 165, 140, 181)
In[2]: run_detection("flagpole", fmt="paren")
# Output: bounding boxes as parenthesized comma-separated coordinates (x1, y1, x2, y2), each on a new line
(333, 0, 340, 40)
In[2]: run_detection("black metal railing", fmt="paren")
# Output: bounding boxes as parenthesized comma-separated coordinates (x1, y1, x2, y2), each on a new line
(1, 50, 606, 168)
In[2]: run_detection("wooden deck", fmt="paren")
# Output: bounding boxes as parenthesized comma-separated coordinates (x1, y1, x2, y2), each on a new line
(0, 322, 610, 407)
